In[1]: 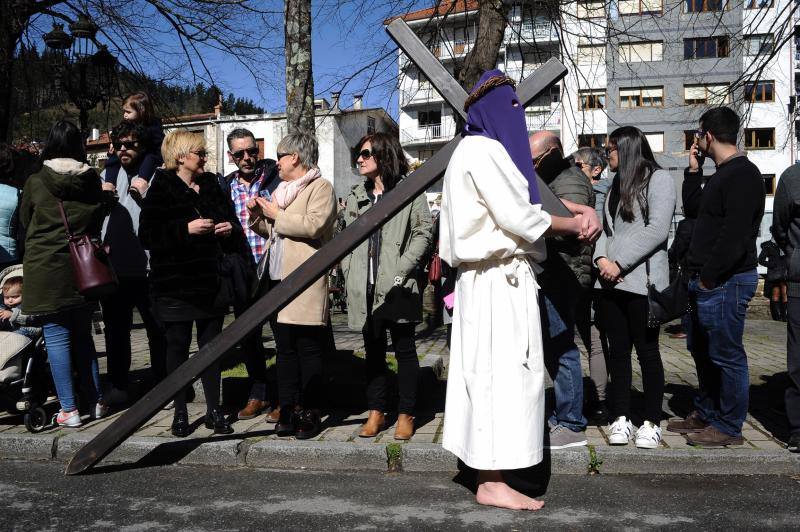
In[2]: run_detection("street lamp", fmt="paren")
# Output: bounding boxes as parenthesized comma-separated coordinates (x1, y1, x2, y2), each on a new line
(43, 14, 117, 138)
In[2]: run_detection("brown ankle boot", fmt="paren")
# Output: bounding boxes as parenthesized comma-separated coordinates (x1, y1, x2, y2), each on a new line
(359, 410, 385, 438)
(394, 414, 415, 441)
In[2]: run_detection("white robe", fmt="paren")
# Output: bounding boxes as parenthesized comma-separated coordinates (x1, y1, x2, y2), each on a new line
(440, 136, 552, 471)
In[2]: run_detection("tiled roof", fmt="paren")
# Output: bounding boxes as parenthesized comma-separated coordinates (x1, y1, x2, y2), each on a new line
(163, 112, 216, 124)
(385, 0, 478, 24)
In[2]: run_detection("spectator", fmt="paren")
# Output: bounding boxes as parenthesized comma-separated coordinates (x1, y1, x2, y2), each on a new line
(573, 146, 611, 421)
(247, 132, 337, 440)
(529, 131, 594, 449)
(139, 129, 242, 437)
(100, 121, 167, 403)
(770, 160, 800, 452)
(342, 132, 432, 441)
(219, 128, 280, 422)
(0, 143, 21, 268)
(0, 266, 40, 339)
(20, 120, 112, 427)
(594, 126, 676, 449)
(667, 107, 765, 447)
(757, 239, 787, 322)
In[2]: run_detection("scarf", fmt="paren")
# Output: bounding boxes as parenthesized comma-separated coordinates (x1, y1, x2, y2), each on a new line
(272, 166, 322, 209)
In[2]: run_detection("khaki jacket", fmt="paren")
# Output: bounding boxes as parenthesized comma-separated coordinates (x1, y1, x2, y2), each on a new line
(341, 180, 432, 330)
(251, 177, 337, 325)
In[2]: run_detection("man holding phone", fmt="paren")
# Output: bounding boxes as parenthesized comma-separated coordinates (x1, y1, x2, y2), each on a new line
(219, 128, 280, 422)
(667, 107, 765, 447)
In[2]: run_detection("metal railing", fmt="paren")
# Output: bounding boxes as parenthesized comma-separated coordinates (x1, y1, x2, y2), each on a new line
(400, 123, 455, 144)
(400, 86, 442, 106)
(525, 110, 561, 131)
(505, 19, 559, 42)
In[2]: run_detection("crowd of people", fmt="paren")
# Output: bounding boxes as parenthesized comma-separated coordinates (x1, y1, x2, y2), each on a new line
(1, 78, 799, 511)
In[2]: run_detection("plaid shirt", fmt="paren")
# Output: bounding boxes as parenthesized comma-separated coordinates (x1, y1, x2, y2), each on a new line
(229, 172, 268, 264)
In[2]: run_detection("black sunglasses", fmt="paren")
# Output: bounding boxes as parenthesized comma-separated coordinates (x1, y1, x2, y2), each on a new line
(231, 147, 259, 159)
(115, 139, 140, 150)
(276, 152, 292, 160)
(358, 149, 373, 160)
(190, 150, 208, 159)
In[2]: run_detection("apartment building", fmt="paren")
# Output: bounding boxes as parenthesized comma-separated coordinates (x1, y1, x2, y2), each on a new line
(391, 0, 796, 210)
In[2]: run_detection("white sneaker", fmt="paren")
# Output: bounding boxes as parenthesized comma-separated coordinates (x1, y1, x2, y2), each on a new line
(608, 416, 634, 445)
(56, 409, 82, 428)
(94, 403, 111, 420)
(635, 420, 662, 449)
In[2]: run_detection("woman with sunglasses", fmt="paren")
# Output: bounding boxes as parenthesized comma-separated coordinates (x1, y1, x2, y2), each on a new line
(247, 132, 337, 440)
(342, 132, 432, 440)
(593, 126, 676, 449)
(140, 129, 247, 437)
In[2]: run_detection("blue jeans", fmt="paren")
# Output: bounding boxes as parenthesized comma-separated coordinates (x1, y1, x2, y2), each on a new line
(540, 284, 587, 432)
(687, 270, 757, 437)
(42, 308, 102, 412)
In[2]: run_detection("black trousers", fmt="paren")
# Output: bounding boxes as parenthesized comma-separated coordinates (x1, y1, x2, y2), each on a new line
(363, 319, 419, 414)
(163, 317, 223, 413)
(787, 297, 800, 436)
(599, 289, 664, 424)
(274, 323, 325, 410)
(101, 277, 167, 390)
(233, 300, 270, 401)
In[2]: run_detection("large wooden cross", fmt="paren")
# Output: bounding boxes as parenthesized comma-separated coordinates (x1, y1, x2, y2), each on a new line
(65, 19, 569, 475)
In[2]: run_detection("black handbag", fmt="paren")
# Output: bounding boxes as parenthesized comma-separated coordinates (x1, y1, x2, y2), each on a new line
(645, 259, 689, 328)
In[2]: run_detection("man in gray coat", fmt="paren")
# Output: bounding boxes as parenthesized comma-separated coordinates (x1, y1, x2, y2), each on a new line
(771, 161, 800, 453)
(530, 131, 594, 449)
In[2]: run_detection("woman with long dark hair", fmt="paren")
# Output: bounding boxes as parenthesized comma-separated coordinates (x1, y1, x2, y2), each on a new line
(20, 121, 112, 427)
(593, 126, 675, 449)
(342, 132, 432, 440)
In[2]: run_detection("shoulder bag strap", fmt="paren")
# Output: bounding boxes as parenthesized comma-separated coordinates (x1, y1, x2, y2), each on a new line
(57, 200, 74, 238)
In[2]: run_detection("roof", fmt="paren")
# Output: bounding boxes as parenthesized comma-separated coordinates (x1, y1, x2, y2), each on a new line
(86, 132, 110, 149)
(385, 0, 478, 24)
(163, 112, 216, 124)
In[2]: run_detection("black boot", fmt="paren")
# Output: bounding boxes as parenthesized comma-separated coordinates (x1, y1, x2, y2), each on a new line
(295, 409, 321, 440)
(275, 404, 299, 437)
(205, 409, 234, 435)
(171, 410, 190, 438)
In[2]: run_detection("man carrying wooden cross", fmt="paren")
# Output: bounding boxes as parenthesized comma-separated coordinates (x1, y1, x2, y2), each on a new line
(440, 70, 601, 511)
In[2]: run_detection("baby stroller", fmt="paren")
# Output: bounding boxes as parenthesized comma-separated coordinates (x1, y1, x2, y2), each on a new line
(0, 332, 51, 432)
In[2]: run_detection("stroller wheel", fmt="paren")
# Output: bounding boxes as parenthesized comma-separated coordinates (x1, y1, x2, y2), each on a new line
(24, 407, 48, 433)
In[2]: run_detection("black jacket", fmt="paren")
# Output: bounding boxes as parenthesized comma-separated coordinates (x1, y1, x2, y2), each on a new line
(772, 162, 800, 295)
(683, 155, 765, 286)
(139, 169, 249, 302)
(219, 159, 279, 200)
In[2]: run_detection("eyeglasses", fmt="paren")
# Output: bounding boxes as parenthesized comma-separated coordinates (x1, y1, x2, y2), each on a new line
(115, 139, 140, 150)
(231, 147, 259, 159)
(694, 128, 706, 139)
(276, 152, 292, 160)
(190, 150, 208, 159)
(358, 149, 373, 160)
(604, 146, 617, 158)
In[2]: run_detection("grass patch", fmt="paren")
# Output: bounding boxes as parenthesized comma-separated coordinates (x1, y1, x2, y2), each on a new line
(386, 442, 403, 472)
(587, 445, 603, 475)
(221, 356, 276, 379)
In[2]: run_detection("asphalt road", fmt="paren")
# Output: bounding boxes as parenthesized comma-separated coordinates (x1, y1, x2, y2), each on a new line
(1, 460, 798, 530)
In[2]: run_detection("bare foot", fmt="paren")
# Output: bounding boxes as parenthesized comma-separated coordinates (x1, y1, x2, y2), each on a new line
(475, 470, 544, 511)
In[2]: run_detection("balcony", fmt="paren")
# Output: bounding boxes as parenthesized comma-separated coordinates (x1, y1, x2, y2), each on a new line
(504, 19, 559, 44)
(400, 123, 456, 146)
(400, 86, 443, 107)
(525, 110, 561, 131)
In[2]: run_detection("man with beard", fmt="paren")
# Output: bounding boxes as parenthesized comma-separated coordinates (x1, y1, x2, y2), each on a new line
(219, 128, 281, 422)
(101, 121, 167, 403)
(529, 131, 594, 449)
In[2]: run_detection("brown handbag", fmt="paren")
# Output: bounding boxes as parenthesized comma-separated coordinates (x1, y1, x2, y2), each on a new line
(58, 200, 118, 299)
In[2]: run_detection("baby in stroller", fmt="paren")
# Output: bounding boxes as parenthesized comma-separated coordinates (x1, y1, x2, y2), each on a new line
(0, 265, 40, 339)
(0, 265, 50, 432)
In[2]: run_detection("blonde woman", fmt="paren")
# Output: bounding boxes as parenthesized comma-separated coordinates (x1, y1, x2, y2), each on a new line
(140, 130, 247, 437)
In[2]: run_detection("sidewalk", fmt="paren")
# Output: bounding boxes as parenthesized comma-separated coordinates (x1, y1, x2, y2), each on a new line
(0, 308, 798, 475)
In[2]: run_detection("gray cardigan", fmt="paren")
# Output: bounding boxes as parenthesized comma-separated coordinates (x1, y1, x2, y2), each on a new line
(593, 169, 676, 296)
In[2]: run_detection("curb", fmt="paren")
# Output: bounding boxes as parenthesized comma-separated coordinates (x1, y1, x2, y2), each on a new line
(0, 432, 797, 475)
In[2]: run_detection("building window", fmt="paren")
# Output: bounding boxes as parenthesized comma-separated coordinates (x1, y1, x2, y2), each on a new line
(367, 116, 376, 135)
(684, 130, 698, 150)
(418, 110, 441, 127)
(763, 174, 776, 195)
(745, 80, 775, 102)
(579, 89, 606, 109)
(745, 34, 774, 56)
(619, 41, 663, 63)
(551, 85, 561, 104)
(577, 44, 605, 65)
(619, 0, 663, 15)
(645, 132, 664, 153)
(578, 134, 606, 148)
(683, 36, 729, 59)
(683, 83, 730, 105)
(577, 0, 605, 18)
(745, 0, 773, 7)
(744, 128, 775, 149)
(684, 0, 725, 12)
(619, 86, 664, 108)
(418, 149, 436, 162)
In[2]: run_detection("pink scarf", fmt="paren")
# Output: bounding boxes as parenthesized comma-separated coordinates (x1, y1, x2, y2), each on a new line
(272, 167, 322, 209)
